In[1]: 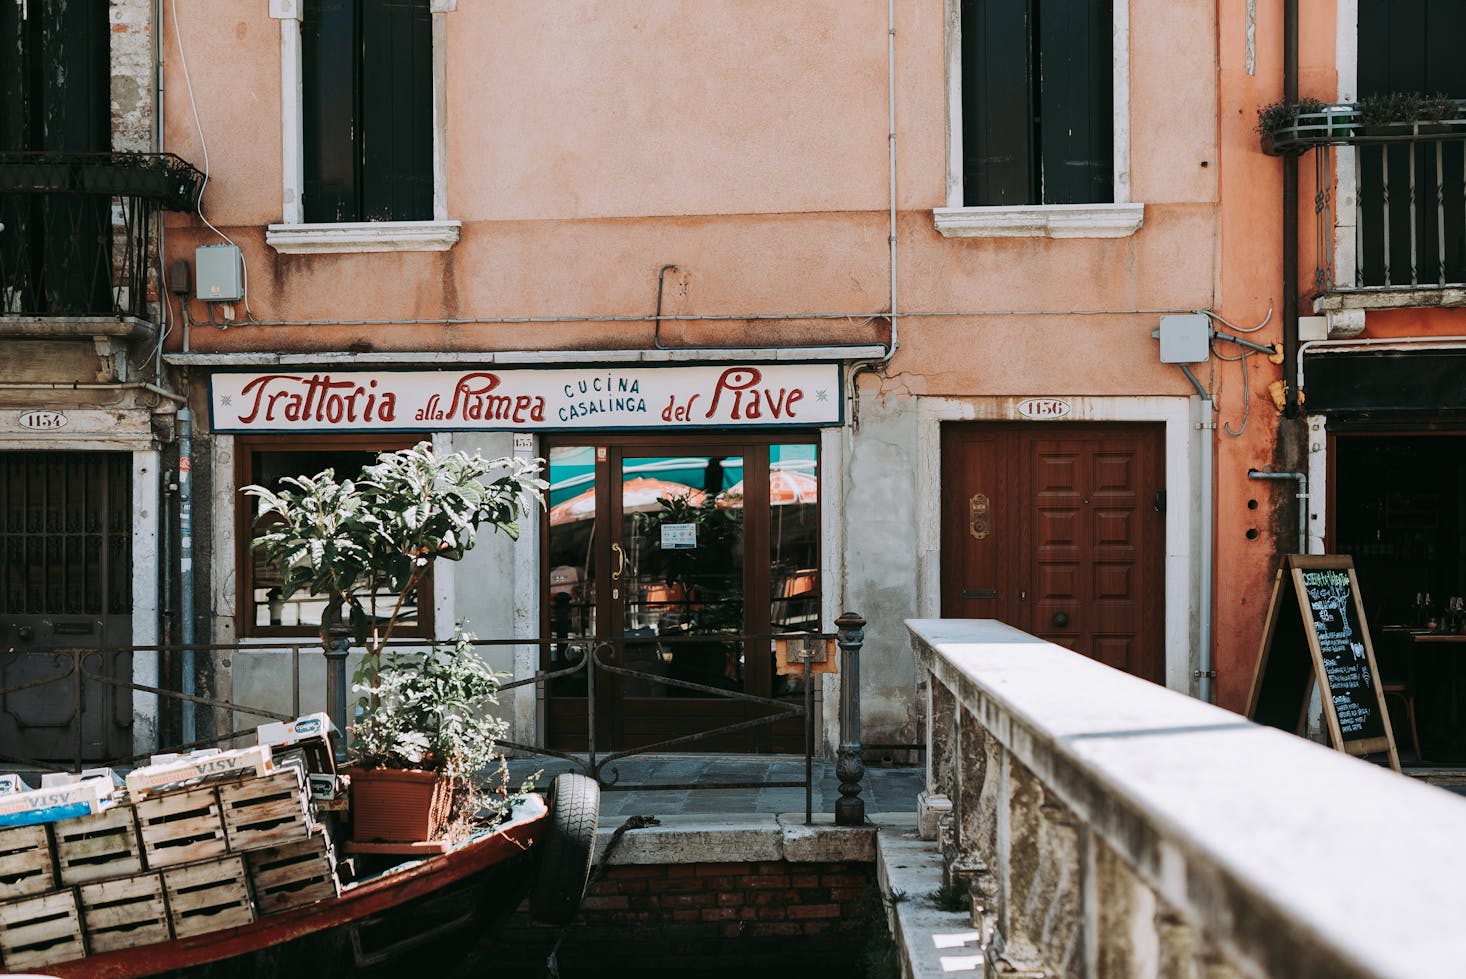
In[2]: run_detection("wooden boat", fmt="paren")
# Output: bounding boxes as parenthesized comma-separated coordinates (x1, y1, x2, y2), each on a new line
(3, 774, 599, 979)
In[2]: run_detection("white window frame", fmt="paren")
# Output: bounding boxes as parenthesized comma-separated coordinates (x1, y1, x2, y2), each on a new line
(933, 0, 1143, 239)
(266, 0, 460, 254)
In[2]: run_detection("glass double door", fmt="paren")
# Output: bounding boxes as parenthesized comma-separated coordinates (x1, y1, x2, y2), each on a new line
(543, 436, 820, 752)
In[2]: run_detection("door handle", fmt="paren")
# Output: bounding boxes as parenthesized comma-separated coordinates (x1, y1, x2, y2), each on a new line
(610, 542, 626, 581)
(1052, 611, 1070, 628)
(969, 492, 991, 540)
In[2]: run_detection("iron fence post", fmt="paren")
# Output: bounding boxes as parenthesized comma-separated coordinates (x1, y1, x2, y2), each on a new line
(324, 630, 351, 764)
(835, 611, 866, 826)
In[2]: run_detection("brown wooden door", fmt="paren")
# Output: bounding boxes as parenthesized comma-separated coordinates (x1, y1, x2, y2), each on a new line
(941, 423, 1165, 683)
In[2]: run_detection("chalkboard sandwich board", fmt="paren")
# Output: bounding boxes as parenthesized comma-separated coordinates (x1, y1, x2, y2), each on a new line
(1247, 554, 1400, 773)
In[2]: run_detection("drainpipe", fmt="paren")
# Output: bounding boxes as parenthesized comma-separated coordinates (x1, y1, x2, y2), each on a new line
(1282, 0, 1300, 416)
(1248, 469, 1309, 556)
(178, 404, 196, 744)
(1179, 366, 1215, 704)
(846, 0, 901, 418)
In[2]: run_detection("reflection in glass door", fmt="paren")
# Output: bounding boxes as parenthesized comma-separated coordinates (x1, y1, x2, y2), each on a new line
(542, 439, 819, 752)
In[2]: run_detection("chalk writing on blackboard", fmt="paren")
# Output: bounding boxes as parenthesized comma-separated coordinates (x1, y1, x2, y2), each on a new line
(1300, 568, 1381, 739)
(1248, 555, 1398, 771)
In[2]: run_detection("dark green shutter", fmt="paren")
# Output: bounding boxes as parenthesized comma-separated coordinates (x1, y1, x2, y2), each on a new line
(1038, 0, 1111, 204)
(361, 0, 432, 221)
(963, 0, 1112, 206)
(303, 0, 430, 223)
(963, 0, 1035, 206)
(303, 0, 359, 222)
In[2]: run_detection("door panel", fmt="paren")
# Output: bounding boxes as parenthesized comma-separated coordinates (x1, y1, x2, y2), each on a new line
(940, 428, 1012, 619)
(943, 424, 1164, 683)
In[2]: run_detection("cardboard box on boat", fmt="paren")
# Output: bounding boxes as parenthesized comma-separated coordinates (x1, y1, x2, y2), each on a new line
(124, 745, 275, 800)
(0, 780, 111, 828)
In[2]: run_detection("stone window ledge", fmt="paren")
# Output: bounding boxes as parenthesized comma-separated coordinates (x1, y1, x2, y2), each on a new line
(933, 203, 1144, 239)
(266, 220, 462, 254)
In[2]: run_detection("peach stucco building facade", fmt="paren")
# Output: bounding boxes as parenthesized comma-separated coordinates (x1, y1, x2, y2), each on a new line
(142, 0, 1325, 754)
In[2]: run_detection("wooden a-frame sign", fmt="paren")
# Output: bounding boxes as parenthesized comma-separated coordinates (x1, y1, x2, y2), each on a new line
(1246, 554, 1400, 773)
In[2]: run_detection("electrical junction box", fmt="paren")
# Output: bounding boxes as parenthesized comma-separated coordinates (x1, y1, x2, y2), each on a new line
(1156, 313, 1211, 364)
(195, 243, 243, 302)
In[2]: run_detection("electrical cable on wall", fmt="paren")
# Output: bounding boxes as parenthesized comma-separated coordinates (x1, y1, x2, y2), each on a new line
(1202, 307, 1275, 438)
(171, 0, 257, 323)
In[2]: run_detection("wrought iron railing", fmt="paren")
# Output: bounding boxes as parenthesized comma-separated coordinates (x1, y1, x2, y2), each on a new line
(0, 624, 868, 825)
(0, 151, 204, 319)
(1259, 105, 1466, 294)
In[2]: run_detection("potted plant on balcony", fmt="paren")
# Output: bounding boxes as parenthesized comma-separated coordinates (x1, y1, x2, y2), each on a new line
(244, 441, 546, 844)
(1254, 96, 1326, 153)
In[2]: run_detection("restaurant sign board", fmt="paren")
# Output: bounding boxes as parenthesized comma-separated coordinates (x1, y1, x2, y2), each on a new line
(208, 364, 843, 433)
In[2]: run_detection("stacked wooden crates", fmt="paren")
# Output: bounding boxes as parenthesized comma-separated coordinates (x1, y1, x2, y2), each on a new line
(0, 746, 341, 972)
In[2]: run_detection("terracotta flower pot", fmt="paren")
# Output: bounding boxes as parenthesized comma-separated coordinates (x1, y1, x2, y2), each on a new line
(349, 768, 456, 843)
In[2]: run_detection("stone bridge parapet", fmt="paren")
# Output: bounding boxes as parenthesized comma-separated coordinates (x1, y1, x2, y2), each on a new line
(908, 618, 1466, 979)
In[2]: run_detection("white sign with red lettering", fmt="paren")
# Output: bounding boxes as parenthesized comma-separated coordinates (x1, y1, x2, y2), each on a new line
(209, 364, 843, 433)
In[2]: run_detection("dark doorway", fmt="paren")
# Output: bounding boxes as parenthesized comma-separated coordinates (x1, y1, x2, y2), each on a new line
(1331, 431, 1466, 761)
(0, 451, 134, 764)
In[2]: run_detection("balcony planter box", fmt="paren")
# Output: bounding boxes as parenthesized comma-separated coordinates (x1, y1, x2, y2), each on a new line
(0, 161, 75, 193)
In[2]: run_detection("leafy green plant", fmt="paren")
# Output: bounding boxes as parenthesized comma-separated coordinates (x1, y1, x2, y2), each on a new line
(930, 880, 970, 912)
(243, 441, 545, 823)
(245, 441, 544, 665)
(1359, 91, 1421, 127)
(1254, 97, 1325, 137)
(351, 630, 505, 776)
(1419, 92, 1461, 123)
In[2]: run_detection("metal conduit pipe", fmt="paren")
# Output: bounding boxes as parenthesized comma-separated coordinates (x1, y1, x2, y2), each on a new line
(0, 381, 187, 403)
(1179, 365, 1215, 704)
(1249, 469, 1310, 556)
(178, 405, 197, 744)
(845, 0, 902, 417)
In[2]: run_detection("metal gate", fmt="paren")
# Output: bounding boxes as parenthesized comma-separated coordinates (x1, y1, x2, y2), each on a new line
(0, 451, 134, 764)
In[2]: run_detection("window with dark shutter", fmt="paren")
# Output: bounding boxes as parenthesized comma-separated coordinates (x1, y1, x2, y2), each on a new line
(302, 0, 432, 224)
(961, 0, 1113, 207)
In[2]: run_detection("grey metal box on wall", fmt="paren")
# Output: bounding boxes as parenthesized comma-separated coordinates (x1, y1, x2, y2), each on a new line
(195, 244, 243, 302)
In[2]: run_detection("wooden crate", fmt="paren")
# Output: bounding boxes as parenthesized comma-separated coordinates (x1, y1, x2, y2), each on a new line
(55, 806, 145, 885)
(0, 823, 56, 896)
(0, 888, 86, 970)
(78, 873, 170, 954)
(136, 785, 228, 869)
(163, 855, 255, 939)
(245, 831, 340, 915)
(218, 768, 314, 852)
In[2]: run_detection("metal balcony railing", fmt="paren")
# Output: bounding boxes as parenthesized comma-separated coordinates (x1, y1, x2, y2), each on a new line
(0, 151, 204, 319)
(1259, 104, 1466, 295)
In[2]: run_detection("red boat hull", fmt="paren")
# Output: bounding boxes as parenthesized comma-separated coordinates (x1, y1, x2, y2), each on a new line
(44, 795, 549, 979)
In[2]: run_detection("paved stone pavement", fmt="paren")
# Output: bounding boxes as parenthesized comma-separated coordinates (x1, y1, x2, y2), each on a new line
(505, 753, 924, 822)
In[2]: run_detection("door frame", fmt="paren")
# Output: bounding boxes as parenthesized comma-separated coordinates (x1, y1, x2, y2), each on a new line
(916, 395, 1197, 694)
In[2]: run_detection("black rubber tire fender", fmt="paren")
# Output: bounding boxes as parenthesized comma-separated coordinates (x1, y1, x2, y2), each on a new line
(529, 772, 601, 925)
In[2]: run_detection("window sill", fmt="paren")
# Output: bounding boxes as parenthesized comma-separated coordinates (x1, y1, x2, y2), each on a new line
(932, 203, 1144, 239)
(266, 220, 462, 254)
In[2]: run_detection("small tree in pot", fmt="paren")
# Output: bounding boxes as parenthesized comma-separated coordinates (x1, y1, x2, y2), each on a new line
(244, 441, 545, 842)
